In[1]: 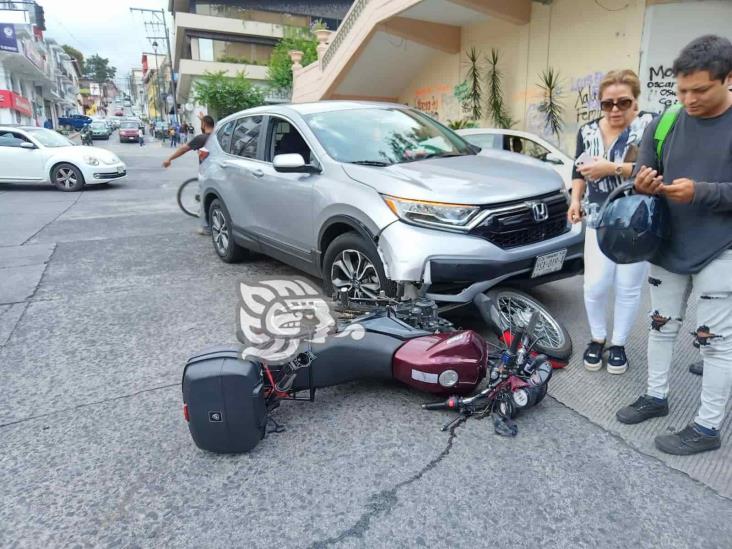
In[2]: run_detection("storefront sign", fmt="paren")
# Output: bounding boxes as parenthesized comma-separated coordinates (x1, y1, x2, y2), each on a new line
(20, 37, 45, 70)
(0, 90, 33, 117)
(0, 23, 19, 53)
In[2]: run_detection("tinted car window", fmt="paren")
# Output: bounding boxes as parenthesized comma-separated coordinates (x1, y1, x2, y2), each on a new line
(462, 133, 502, 150)
(0, 131, 29, 148)
(231, 116, 263, 159)
(504, 136, 551, 161)
(216, 120, 235, 153)
(268, 118, 311, 164)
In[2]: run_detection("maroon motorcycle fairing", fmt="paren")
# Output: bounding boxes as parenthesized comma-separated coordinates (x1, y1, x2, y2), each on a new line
(392, 330, 487, 395)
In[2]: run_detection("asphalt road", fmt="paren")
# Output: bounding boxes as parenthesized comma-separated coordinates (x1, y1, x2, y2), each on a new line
(1, 134, 731, 548)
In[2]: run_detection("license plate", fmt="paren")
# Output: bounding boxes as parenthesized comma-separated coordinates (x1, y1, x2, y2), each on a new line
(531, 249, 566, 278)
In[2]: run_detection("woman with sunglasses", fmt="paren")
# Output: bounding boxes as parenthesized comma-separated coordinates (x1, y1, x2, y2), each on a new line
(568, 69, 655, 374)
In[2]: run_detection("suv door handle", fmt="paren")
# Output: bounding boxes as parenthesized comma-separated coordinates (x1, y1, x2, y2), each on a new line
(251, 169, 264, 178)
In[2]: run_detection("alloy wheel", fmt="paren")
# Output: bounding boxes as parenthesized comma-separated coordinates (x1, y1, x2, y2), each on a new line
(211, 208, 229, 256)
(330, 249, 381, 299)
(56, 167, 78, 190)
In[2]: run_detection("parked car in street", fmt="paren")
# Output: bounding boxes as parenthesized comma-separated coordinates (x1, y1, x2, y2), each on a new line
(89, 120, 111, 140)
(0, 126, 126, 191)
(58, 114, 92, 131)
(457, 128, 573, 190)
(118, 121, 140, 143)
(199, 102, 583, 301)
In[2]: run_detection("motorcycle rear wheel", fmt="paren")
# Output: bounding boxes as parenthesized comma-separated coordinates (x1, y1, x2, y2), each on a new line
(484, 288, 572, 360)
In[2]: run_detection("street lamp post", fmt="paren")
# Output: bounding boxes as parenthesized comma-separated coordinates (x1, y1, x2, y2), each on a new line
(152, 41, 164, 124)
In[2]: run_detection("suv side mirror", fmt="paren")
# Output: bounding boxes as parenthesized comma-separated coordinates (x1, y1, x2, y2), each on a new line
(20, 142, 36, 150)
(544, 152, 564, 165)
(273, 153, 320, 174)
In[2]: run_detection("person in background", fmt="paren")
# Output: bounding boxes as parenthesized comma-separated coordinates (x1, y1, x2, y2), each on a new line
(162, 113, 216, 235)
(43, 119, 53, 130)
(568, 69, 656, 375)
(616, 35, 732, 455)
(137, 127, 144, 147)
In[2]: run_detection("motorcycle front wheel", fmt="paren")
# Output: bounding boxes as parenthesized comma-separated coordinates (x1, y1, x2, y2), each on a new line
(484, 288, 572, 360)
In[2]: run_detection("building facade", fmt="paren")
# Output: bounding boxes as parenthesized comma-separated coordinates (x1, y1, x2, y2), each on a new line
(0, 2, 81, 127)
(291, 0, 732, 153)
(168, 0, 353, 127)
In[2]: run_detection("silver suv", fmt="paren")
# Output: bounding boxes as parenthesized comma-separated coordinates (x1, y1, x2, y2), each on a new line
(199, 101, 583, 302)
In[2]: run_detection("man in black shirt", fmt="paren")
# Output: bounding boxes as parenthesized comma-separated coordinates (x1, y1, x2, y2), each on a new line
(162, 114, 214, 168)
(615, 35, 732, 455)
(163, 114, 215, 234)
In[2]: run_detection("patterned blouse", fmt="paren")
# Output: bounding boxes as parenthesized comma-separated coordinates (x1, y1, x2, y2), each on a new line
(572, 111, 656, 206)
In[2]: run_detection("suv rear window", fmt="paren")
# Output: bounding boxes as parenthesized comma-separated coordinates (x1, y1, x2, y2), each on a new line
(216, 120, 235, 153)
(231, 116, 263, 159)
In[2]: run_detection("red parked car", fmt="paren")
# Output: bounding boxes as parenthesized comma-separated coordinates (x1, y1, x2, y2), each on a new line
(118, 121, 139, 143)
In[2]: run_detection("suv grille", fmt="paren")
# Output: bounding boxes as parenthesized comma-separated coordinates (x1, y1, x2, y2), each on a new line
(470, 193, 570, 249)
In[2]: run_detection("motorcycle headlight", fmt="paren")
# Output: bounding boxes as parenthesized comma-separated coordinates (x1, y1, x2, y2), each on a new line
(382, 195, 480, 230)
(83, 155, 100, 166)
(438, 369, 459, 388)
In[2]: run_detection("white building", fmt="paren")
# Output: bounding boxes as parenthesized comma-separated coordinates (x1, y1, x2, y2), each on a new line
(168, 1, 352, 128)
(0, 3, 81, 127)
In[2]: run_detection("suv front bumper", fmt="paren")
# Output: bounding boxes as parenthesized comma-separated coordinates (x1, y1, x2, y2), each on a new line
(377, 219, 584, 301)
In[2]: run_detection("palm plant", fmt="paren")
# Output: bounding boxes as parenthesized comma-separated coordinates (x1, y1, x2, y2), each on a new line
(465, 48, 483, 121)
(537, 68, 564, 142)
(486, 48, 515, 129)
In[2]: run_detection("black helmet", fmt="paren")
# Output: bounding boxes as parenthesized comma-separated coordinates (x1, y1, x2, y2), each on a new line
(595, 182, 669, 264)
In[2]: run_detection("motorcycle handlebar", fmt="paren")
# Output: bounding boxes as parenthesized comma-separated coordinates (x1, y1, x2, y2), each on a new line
(422, 401, 448, 411)
(422, 396, 461, 411)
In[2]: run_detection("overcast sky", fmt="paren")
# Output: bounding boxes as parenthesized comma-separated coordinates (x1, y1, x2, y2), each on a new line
(39, 0, 171, 88)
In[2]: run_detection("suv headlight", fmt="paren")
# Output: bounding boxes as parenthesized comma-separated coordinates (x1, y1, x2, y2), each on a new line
(382, 195, 480, 230)
(83, 155, 100, 166)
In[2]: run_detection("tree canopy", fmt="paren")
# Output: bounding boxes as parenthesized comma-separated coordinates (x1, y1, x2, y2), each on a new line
(84, 54, 116, 83)
(62, 45, 84, 72)
(193, 71, 265, 119)
(267, 31, 318, 91)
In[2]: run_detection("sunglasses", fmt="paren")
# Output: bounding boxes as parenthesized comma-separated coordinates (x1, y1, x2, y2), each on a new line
(600, 98, 634, 112)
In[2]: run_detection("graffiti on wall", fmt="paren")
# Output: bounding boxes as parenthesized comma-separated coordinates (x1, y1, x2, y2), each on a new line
(644, 64, 676, 112)
(412, 84, 460, 120)
(572, 71, 604, 124)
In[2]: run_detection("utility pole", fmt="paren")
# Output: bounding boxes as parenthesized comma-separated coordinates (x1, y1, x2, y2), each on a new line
(130, 6, 178, 123)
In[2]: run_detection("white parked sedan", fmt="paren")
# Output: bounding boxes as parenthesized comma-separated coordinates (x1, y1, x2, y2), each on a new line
(457, 128, 573, 190)
(0, 126, 126, 191)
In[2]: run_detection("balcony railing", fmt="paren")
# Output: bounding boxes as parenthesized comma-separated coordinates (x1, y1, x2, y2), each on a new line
(321, 0, 369, 69)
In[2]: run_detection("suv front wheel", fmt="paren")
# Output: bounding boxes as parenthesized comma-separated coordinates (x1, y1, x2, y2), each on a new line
(322, 232, 395, 299)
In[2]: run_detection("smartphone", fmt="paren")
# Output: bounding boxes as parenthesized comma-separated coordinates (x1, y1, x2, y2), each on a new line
(574, 151, 596, 168)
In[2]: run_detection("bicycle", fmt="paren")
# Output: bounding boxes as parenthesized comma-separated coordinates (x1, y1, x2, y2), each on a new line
(177, 177, 200, 217)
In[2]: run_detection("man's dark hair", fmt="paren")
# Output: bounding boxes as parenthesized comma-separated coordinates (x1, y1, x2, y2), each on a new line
(202, 115, 215, 129)
(672, 35, 732, 81)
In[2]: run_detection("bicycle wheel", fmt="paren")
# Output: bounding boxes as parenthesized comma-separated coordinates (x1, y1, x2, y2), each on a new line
(177, 177, 200, 217)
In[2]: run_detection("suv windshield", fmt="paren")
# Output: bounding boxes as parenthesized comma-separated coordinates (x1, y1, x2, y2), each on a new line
(304, 107, 475, 165)
(25, 129, 73, 148)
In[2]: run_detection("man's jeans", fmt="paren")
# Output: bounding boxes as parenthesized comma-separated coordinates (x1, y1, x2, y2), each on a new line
(646, 250, 732, 429)
(198, 178, 209, 231)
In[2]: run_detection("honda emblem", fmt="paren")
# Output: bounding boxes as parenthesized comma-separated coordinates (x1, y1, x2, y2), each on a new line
(530, 202, 548, 222)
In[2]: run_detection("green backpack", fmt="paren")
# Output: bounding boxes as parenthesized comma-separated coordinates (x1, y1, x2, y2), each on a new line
(653, 103, 683, 165)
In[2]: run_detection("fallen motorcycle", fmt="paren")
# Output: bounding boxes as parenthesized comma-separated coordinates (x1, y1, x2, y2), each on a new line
(182, 287, 570, 454)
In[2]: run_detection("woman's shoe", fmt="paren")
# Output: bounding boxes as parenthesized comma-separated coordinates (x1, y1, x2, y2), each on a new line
(606, 345, 628, 375)
(583, 340, 605, 371)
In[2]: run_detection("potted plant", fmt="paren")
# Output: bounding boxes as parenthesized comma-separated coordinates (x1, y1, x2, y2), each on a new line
(312, 19, 331, 44)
